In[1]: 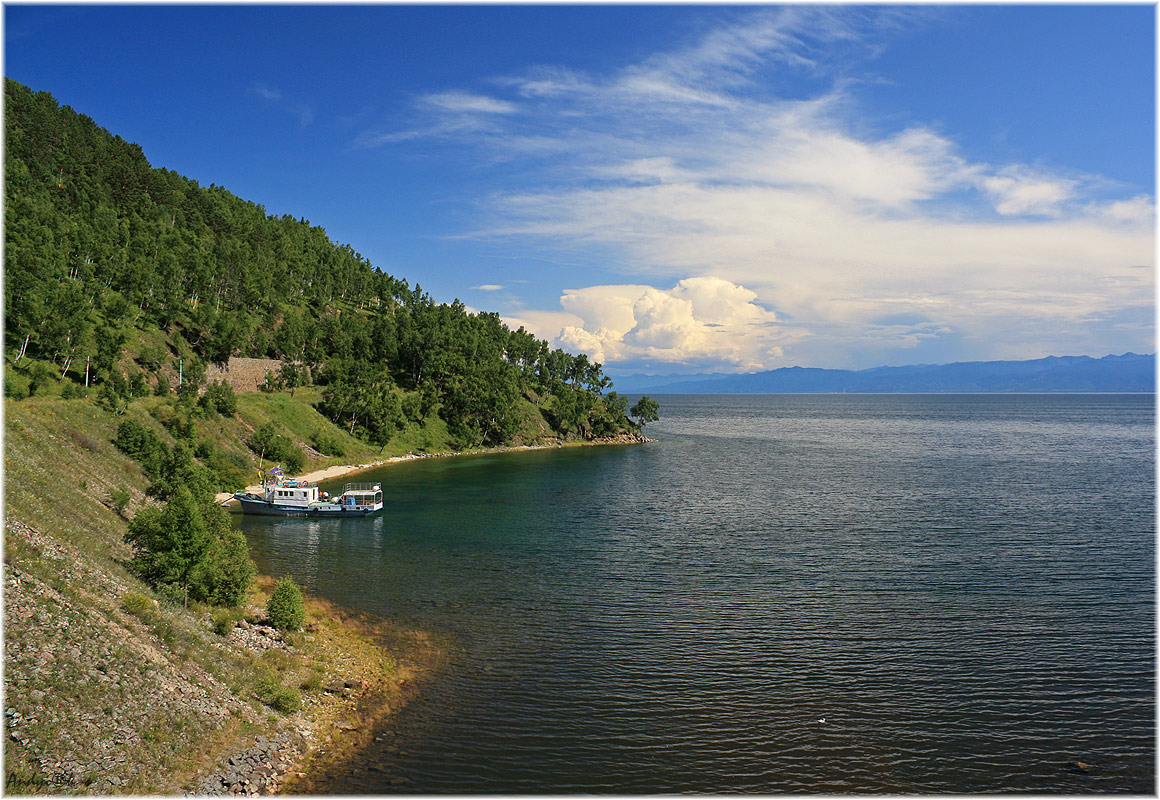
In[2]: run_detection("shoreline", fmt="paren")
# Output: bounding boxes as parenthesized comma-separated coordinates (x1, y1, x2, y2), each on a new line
(215, 433, 650, 506)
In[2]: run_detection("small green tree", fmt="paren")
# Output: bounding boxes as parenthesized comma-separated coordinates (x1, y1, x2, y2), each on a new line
(125, 487, 255, 609)
(125, 486, 213, 608)
(106, 486, 131, 518)
(27, 361, 55, 396)
(629, 395, 660, 427)
(193, 525, 256, 607)
(60, 379, 87, 399)
(266, 577, 305, 631)
(279, 362, 304, 397)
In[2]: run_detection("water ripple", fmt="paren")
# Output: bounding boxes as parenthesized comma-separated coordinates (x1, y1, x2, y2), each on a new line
(242, 395, 1154, 793)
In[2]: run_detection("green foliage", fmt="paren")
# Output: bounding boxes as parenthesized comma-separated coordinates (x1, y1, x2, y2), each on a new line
(125, 486, 212, 608)
(3, 78, 639, 449)
(195, 439, 251, 493)
(630, 395, 660, 427)
(254, 669, 301, 714)
(113, 417, 168, 479)
(26, 361, 55, 396)
(121, 591, 153, 617)
(61, 379, 88, 399)
(310, 429, 346, 457)
(199, 380, 237, 416)
(279, 362, 305, 396)
(589, 391, 631, 437)
(248, 422, 304, 474)
(4, 366, 30, 399)
(211, 607, 243, 636)
(106, 485, 131, 518)
(266, 576, 305, 631)
(125, 485, 255, 608)
(194, 527, 256, 607)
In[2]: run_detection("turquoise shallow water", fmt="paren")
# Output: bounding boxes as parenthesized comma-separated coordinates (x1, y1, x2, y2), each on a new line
(240, 394, 1155, 793)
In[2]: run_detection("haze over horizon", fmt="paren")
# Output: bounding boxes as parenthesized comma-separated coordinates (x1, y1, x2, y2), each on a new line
(6, 5, 1154, 375)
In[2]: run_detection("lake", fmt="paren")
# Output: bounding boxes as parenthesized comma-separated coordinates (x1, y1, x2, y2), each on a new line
(240, 394, 1155, 793)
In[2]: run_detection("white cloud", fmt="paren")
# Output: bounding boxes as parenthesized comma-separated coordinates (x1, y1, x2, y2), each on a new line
(423, 91, 518, 115)
(473, 284, 505, 291)
(375, 8, 1154, 370)
(980, 167, 1077, 216)
(1092, 195, 1156, 226)
(550, 278, 789, 370)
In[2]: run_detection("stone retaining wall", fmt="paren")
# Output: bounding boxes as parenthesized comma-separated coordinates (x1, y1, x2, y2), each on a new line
(204, 358, 284, 394)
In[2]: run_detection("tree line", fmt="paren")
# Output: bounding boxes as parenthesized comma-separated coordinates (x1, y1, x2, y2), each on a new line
(4, 78, 655, 450)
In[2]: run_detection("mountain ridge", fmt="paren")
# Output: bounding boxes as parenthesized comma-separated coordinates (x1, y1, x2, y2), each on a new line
(610, 353, 1155, 394)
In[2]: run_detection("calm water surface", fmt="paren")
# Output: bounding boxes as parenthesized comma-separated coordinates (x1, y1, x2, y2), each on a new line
(240, 395, 1155, 793)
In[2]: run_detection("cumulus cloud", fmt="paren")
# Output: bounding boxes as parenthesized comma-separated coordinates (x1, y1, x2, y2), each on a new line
(550, 277, 789, 370)
(374, 7, 1154, 370)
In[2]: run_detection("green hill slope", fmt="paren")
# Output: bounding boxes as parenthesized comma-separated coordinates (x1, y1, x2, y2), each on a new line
(4, 77, 646, 452)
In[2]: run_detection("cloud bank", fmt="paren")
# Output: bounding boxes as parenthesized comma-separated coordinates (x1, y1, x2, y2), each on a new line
(366, 7, 1154, 371)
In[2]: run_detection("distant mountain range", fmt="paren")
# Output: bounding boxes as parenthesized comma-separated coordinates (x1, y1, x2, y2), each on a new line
(610, 353, 1156, 394)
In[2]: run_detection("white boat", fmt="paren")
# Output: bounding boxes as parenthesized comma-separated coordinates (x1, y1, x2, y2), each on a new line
(234, 467, 384, 517)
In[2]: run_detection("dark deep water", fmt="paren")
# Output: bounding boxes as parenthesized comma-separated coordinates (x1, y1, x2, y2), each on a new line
(240, 394, 1155, 793)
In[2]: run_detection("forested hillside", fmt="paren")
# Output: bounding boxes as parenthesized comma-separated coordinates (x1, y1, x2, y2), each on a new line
(4, 78, 642, 450)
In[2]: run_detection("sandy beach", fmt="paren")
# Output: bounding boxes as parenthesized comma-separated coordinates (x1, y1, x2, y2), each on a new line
(213, 452, 439, 506)
(214, 434, 648, 506)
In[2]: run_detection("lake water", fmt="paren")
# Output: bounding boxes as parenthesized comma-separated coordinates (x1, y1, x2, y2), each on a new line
(240, 394, 1155, 793)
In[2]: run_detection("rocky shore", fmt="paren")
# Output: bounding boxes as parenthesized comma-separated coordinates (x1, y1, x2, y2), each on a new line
(4, 512, 436, 795)
(194, 731, 305, 796)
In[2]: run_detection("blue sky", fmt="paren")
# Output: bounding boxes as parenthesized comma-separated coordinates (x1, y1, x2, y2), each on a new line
(5, 4, 1155, 375)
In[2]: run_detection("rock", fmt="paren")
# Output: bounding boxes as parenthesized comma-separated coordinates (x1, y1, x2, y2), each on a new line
(335, 721, 358, 731)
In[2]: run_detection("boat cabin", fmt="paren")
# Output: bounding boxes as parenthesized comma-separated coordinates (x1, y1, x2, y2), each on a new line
(265, 482, 321, 507)
(338, 482, 383, 510)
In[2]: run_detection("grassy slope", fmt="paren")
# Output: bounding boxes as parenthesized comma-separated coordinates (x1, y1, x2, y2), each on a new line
(3, 395, 439, 793)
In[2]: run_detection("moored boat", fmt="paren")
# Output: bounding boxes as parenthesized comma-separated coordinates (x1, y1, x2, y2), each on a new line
(234, 467, 384, 517)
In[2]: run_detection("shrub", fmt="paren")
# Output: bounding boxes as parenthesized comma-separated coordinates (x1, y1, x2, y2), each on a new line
(65, 426, 100, 453)
(311, 430, 345, 457)
(121, 591, 153, 617)
(255, 670, 300, 714)
(26, 362, 55, 396)
(4, 372, 30, 399)
(260, 371, 282, 393)
(106, 486, 131, 518)
(211, 608, 241, 636)
(249, 423, 305, 474)
(128, 371, 149, 398)
(193, 528, 256, 608)
(200, 380, 237, 416)
(266, 577, 305, 631)
(60, 380, 87, 399)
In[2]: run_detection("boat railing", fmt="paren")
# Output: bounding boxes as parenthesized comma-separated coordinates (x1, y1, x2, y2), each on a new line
(344, 482, 380, 493)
